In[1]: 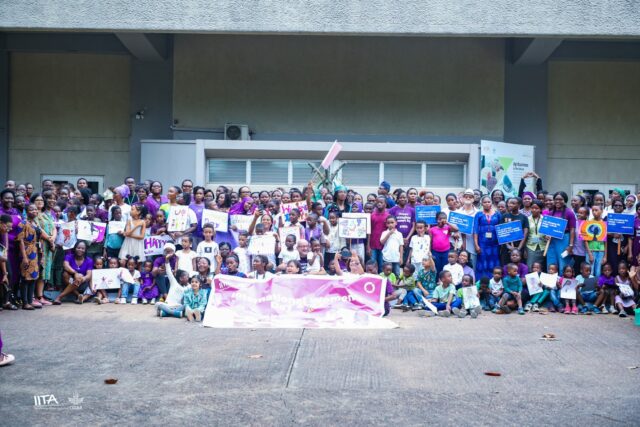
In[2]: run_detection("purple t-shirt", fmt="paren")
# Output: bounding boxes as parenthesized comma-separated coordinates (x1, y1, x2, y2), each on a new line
(189, 202, 205, 239)
(153, 256, 177, 270)
(384, 280, 394, 314)
(64, 254, 94, 275)
(388, 205, 415, 239)
(551, 208, 577, 231)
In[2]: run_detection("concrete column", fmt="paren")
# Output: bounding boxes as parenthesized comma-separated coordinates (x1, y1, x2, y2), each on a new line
(504, 62, 549, 183)
(128, 41, 173, 181)
(0, 36, 8, 183)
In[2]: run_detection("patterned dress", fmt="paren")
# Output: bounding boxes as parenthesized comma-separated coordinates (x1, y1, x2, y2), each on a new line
(15, 219, 41, 281)
(473, 210, 502, 280)
(36, 211, 55, 282)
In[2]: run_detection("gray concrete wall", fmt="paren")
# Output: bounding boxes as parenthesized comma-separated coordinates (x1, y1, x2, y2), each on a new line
(2, 1, 640, 37)
(547, 61, 640, 193)
(9, 53, 131, 187)
(173, 35, 504, 138)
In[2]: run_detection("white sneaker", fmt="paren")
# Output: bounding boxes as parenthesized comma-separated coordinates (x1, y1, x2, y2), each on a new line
(0, 352, 15, 366)
(142, 298, 148, 304)
(524, 303, 532, 312)
(609, 306, 617, 314)
(131, 298, 138, 305)
(532, 304, 539, 312)
(150, 298, 156, 304)
(120, 298, 126, 304)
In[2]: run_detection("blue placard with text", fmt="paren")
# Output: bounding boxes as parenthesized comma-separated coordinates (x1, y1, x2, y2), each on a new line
(448, 211, 474, 235)
(539, 216, 568, 240)
(607, 213, 634, 235)
(496, 221, 524, 245)
(415, 205, 440, 225)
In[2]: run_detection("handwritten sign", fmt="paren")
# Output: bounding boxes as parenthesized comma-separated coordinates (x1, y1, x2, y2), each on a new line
(281, 201, 309, 222)
(77, 220, 106, 243)
(560, 278, 578, 299)
(108, 221, 125, 235)
(230, 215, 253, 232)
(461, 286, 480, 309)
(448, 211, 474, 235)
(55, 221, 77, 250)
(342, 212, 371, 234)
(525, 272, 543, 295)
(167, 206, 191, 232)
(279, 225, 303, 243)
(579, 220, 606, 242)
(91, 268, 122, 290)
(338, 217, 367, 239)
(496, 221, 524, 245)
(539, 272, 558, 289)
(202, 209, 229, 233)
(607, 214, 634, 235)
(415, 205, 440, 225)
(143, 235, 172, 257)
(248, 234, 276, 256)
(539, 216, 568, 240)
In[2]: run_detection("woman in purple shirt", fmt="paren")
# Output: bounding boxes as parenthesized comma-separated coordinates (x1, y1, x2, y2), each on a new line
(0, 189, 22, 295)
(53, 241, 93, 305)
(189, 186, 206, 246)
(145, 181, 168, 218)
(547, 191, 576, 273)
(388, 192, 415, 264)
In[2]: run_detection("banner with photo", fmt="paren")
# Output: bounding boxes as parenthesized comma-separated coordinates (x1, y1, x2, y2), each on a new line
(203, 274, 397, 329)
(480, 140, 535, 198)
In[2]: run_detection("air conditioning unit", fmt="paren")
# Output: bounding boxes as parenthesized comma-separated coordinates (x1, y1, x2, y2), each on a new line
(224, 123, 250, 141)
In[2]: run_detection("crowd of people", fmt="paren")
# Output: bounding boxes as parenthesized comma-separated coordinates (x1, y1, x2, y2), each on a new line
(0, 173, 639, 344)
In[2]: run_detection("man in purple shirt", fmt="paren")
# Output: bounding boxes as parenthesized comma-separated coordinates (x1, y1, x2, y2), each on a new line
(368, 196, 390, 273)
(388, 192, 416, 264)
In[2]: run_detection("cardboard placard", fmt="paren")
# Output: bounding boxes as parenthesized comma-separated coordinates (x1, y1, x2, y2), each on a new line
(202, 209, 229, 233)
(338, 217, 367, 239)
(496, 221, 524, 245)
(539, 216, 568, 239)
(415, 205, 440, 225)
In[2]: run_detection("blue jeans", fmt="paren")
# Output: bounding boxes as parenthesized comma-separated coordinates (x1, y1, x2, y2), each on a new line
(432, 250, 449, 276)
(121, 282, 140, 301)
(371, 249, 384, 273)
(156, 302, 184, 318)
(403, 289, 422, 306)
(432, 297, 462, 311)
(580, 290, 598, 307)
(588, 251, 604, 278)
(489, 293, 502, 308)
(547, 233, 570, 272)
(549, 289, 562, 308)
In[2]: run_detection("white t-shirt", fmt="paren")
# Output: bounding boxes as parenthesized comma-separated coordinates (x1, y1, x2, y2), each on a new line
(326, 224, 345, 253)
(280, 248, 300, 264)
(381, 230, 404, 263)
(409, 234, 431, 264)
(246, 271, 274, 280)
(489, 278, 503, 295)
(443, 263, 464, 286)
(196, 240, 220, 272)
(109, 203, 131, 222)
(233, 246, 251, 275)
(176, 249, 197, 274)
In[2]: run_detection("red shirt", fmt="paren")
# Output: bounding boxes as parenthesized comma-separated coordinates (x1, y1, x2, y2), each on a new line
(370, 210, 390, 250)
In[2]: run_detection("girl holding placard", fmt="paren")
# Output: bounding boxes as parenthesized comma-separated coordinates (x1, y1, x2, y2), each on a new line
(119, 204, 147, 262)
(614, 261, 636, 318)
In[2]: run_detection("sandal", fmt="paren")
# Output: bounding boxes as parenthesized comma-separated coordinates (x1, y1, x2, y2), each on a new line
(52, 300, 61, 305)
(3, 303, 18, 310)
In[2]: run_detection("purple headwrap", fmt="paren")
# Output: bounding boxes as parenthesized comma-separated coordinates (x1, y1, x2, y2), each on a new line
(522, 191, 535, 200)
(228, 197, 255, 215)
(113, 184, 130, 198)
(351, 201, 363, 213)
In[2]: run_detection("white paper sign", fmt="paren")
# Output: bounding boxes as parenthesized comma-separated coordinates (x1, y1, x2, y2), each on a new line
(202, 209, 229, 233)
(342, 212, 371, 234)
(230, 215, 254, 232)
(525, 272, 543, 295)
(248, 234, 276, 256)
(91, 268, 122, 290)
(167, 206, 191, 232)
(279, 225, 302, 243)
(539, 272, 558, 289)
(338, 217, 367, 239)
(461, 286, 480, 309)
(421, 296, 438, 314)
(77, 220, 107, 242)
(108, 221, 126, 235)
(143, 235, 173, 257)
(55, 221, 77, 250)
(560, 279, 578, 299)
(281, 201, 309, 222)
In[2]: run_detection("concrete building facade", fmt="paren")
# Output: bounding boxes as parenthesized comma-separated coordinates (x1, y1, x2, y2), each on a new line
(1, 1, 639, 195)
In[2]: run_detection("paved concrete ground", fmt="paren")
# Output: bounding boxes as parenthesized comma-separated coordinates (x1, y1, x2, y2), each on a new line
(0, 305, 639, 426)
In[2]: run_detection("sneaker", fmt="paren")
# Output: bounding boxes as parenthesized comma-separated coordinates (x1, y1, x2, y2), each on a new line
(472, 306, 482, 316)
(564, 304, 570, 314)
(548, 305, 556, 313)
(156, 306, 162, 317)
(31, 299, 43, 309)
(619, 311, 627, 318)
(579, 306, 589, 314)
(517, 307, 525, 315)
(131, 298, 138, 305)
(94, 296, 102, 304)
(150, 298, 156, 304)
(591, 306, 601, 314)
(142, 299, 148, 304)
(609, 306, 617, 314)
(452, 307, 466, 318)
(491, 307, 499, 313)
(524, 303, 532, 312)
(571, 305, 578, 315)
(532, 303, 540, 312)
(500, 305, 511, 314)
(411, 304, 421, 311)
(120, 298, 127, 304)
(0, 352, 15, 366)
(114, 298, 120, 304)
(599, 305, 608, 314)
(439, 310, 451, 317)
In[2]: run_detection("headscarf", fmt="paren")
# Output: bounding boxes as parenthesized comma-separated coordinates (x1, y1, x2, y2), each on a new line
(379, 181, 391, 192)
(113, 184, 130, 198)
(228, 197, 255, 215)
(522, 191, 535, 200)
(613, 188, 626, 200)
(351, 201, 363, 213)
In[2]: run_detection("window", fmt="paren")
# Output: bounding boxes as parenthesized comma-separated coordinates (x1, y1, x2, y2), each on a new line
(292, 161, 319, 185)
(426, 164, 465, 187)
(251, 160, 289, 184)
(208, 160, 246, 183)
(341, 162, 380, 186)
(384, 163, 422, 187)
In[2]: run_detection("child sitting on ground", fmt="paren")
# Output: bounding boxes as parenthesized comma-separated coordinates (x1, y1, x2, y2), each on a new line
(525, 262, 547, 312)
(396, 264, 420, 311)
(138, 260, 158, 304)
(155, 248, 189, 318)
(454, 274, 483, 318)
(119, 256, 141, 304)
(595, 263, 617, 314)
(366, 260, 396, 317)
(416, 256, 437, 304)
(443, 251, 464, 288)
(477, 277, 491, 310)
(429, 270, 461, 317)
(488, 267, 504, 310)
(493, 263, 525, 315)
(614, 261, 636, 318)
(576, 262, 600, 314)
(183, 276, 207, 322)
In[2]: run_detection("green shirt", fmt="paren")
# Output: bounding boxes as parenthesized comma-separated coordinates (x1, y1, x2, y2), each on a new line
(432, 284, 455, 303)
(587, 240, 605, 252)
(398, 274, 416, 290)
(380, 272, 397, 285)
(503, 275, 523, 293)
